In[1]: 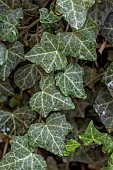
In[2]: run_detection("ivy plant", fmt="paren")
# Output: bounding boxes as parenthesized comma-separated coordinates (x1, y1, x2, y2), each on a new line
(0, 0, 113, 169)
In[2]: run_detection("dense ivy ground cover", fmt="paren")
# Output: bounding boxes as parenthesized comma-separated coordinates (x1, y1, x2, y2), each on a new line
(1, 0, 113, 169)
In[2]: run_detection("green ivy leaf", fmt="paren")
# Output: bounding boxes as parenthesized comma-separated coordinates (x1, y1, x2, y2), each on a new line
(14, 64, 41, 90)
(93, 86, 113, 133)
(39, 8, 61, 24)
(0, 42, 7, 65)
(0, 96, 7, 103)
(79, 121, 107, 145)
(102, 62, 113, 97)
(30, 74, 75, 118)
(0, 0, 21, 11)
(0, 8, 23, 42)
(108, 153, 113, 170)
(0, 41, 25, 80)
(55, 63, 87, 99)
(101, 13, 113, 43)
(25, 32, 67, 73)
(64, 139, 80, 156)
(60, 17, 97, 61)
(0, 107, 36, 136)
(0, 135, 47, 170)
(27, 112, 72, 156)
(56, 0, 95, 29)
(0, 79, 14, 96)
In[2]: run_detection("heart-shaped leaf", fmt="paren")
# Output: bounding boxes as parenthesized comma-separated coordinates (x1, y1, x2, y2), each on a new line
(55, 63, 87, 99)
(27, 112, 72, 156)
(0, 135, 46, 170)
(56, 0, 95, 29)
(29, 74, 75, 118)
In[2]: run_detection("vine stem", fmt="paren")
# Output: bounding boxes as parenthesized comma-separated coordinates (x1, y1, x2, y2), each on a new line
(98, 41, 107, 54)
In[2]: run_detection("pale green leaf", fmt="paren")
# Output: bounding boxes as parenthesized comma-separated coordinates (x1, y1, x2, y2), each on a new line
(14, 64, 40, 90)
(0, 41, 25, 80)
(27, 112, 72, 156)
(93, 86, 113, 133)
(39, 8, 61, 24)
(29, 74, 75, 118)
(60, 17, 97, 61)
(0, 107, 36, 136)
(56, 0, 95, 29)
(64, 139, 80, 156)
(0, 135, 47, 170)
(0, 79, 14, 96)
(0, 0, 21, 11)
(0, 8, 23, 42)
(79, 121, 107, 145)
(55, 63, 87, 99)
(25, 32, 67, 73)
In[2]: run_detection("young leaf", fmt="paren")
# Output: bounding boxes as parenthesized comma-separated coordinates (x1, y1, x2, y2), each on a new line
(25, 32, 67, 73)
(60, 17, 97, 61)
(93, 86, 113, 133)
(64, 139, 80, 156)
(14, 64, 41, 90)
(0, 107, 36, 136)
(27, 112, 72, 156)
(79, 121, 107, 145)
(30, 74, 75, 118)
(56, 0, 95, 29)
(102, 62, 113, 97)
(39, 8, 61, 24)
(0, 79, 14, 96)
(0, 41, 25, 80)
(0, 135, 47, 170)
(101, 13, 113, 44)
(0, 0, 21, 11)
(55, 63, 87, 99)
(0, 8, 23, 42)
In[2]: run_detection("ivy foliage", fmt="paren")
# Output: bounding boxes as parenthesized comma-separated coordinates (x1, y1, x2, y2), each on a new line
(1, 0, 113, 169)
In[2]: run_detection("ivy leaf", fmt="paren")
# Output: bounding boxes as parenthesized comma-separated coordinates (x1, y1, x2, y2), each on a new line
(56, 0, 95, 29)
(64, 139, 80, 156)
(93, 86, 113, 133)
(55, 63, 87, 99)
(108, 153, 113, 170)
(30, 74, 75, 118)
(101, 13, 113, 43)
(0, 8, 23, 42)
(14, 64, 41, 90)
(0, 42, 7, 65)
(27, 112, 72, 156)
(39, 8, 61, 24)
(0, 41, 25, 80)
(79, 121, 107, 145)
(0, 0, 21, 11)
(102, 62, 113, 97)
(0, 135, 47, 170)
(60, 17, 97, 61)
(0, 79, 14, 96)
(0, 107, 36, 136)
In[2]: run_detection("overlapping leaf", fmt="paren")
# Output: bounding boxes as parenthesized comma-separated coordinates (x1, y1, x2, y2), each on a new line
(14, 64, 41, 90)
(0, 79, 14, 96)
(27, 112, 72, 156)
(0, 8, 23, 42)
(56, 0, 95, 29)
(25, 32, 67, 73)
(101, 13, 113, 43)
(0, 107, 36, 136)
(93, 86, 113, 133)
(29, 74, 75, 118)
(0, 41, 25, 80)
(55, 63, 87, 99)
(0, 0, 21, 11)
(0, 135, 47, 170)
(60, 17, 97, 61)
(40, 8, 61, 24)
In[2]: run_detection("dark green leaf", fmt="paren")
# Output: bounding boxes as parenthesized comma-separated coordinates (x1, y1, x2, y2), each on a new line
(0, 79, 14, 96)
(0, 0, 21, 11)
(29, 74, 75, 118)
(27, 112, 72, 156)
